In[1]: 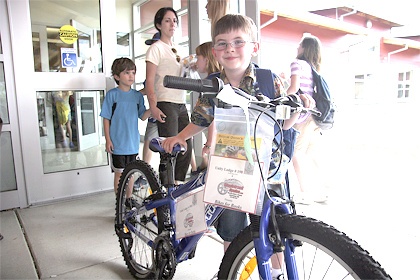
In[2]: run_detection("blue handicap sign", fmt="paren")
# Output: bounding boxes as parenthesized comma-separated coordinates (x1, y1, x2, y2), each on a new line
(61, 52, 77, 68)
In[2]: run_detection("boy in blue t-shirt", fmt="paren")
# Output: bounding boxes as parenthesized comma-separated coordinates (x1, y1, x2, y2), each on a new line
(100, 57, 150, 195)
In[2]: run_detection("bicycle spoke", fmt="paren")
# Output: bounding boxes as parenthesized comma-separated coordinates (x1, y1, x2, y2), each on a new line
(218, 215, 391, 280)
(115, 160, 165, 279)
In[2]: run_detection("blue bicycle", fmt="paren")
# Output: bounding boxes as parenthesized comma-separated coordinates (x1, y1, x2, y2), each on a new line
(115, 76, 391, 279)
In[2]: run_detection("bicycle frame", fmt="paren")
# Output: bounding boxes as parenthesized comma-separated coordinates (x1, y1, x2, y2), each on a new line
(129, 103, 302, 278)
(123, 169, 224, 263)
(253, 196, 300, 279)
(115, 76, 391, 280)
(120, 75, 318, 278)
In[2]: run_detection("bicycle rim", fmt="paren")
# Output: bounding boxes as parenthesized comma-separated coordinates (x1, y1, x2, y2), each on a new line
(115, 160, 166, 279)
(218, 214, 391, 280)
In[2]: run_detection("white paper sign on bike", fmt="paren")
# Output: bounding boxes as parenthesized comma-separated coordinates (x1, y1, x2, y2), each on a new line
(204, 156, 263, 214)
(205, 106, 274, 215)
(175, 188, 206, 239)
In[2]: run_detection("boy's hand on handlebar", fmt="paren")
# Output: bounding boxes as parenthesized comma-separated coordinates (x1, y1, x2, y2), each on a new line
(162, 136, 187, 154)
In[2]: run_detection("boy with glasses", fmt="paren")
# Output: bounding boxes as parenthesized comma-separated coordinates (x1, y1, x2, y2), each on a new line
(162, 14, 314, 279)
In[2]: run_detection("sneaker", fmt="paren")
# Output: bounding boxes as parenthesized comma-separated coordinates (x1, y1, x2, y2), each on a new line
(133, 176, 147, 192)
(204, 226, 216, 236)
(190, 170, 198, 176)
(313, 194, 328, 204)
(293, 193, 313, 205)
(125, 197, 141, 209)
(69, 142, 75, 149)
(190, 169, 201, 177)
(190, 167, 206, 177)
(139, 176, 148, 185)
(272, 273, 284, 280)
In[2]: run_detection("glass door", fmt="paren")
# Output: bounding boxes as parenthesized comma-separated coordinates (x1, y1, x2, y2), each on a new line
(75, 91, 101, 151)
(71, 19, 101, 73)
(23, 0, 112, 204)
(0, 0, 27, 210)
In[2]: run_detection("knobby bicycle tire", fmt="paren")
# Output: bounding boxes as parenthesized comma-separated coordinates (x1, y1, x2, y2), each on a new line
(115, 160, 171, 279)
(218, 214, 391, 280)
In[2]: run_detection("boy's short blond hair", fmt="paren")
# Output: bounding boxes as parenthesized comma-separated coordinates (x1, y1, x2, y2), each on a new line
(212, 14, 258, 43)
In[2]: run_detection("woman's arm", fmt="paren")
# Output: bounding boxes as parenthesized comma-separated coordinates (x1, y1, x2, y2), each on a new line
(146, 61, 166, 122)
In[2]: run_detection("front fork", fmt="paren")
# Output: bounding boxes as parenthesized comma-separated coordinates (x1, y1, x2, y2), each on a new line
(251, 198, 299, 280)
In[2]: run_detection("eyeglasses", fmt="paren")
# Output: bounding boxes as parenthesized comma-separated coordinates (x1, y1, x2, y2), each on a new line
(213, 40, 255, 51)
(171, 48, 181, 63)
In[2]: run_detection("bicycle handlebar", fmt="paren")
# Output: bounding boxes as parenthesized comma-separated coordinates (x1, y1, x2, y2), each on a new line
(163, 75, 321, 117)
(163, 75, 223, 94)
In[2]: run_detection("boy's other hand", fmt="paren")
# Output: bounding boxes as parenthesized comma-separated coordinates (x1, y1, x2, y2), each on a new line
(105, 141, 114, 153)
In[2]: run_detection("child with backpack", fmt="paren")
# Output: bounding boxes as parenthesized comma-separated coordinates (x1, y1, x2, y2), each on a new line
(287, 34, 329, 204)
(100, 57, 150, 196)
(161, 14, 315, 279)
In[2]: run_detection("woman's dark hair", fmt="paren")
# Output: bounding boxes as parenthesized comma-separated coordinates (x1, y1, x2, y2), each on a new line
(154, 7, 179, 33)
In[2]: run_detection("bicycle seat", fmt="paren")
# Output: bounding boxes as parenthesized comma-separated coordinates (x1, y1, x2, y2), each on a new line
(149, 137, 186, 154)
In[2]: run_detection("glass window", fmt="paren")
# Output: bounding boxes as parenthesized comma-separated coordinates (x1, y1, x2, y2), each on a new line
(0, 62, 9, 123)
(397, 71, 411, 99)
(32, 31, 42, 72)
(117, 32, 130, 57)
(29, 0, 102, 73)
(37, 90, 108, 174)
(0, 7, 17, 194)
(134, 0, 188, 29)
(0, 132, 17, 192)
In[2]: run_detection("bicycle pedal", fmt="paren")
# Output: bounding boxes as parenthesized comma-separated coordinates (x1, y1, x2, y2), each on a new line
(148, 192, 165, 201)
(188, 245, 197, 259)
(273, 244, 285, 252)
(292, 239, 303, 247)
(115, 223, 132, 239)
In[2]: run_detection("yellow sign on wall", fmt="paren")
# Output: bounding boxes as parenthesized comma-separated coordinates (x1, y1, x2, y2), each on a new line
(59, 25, 78, 44)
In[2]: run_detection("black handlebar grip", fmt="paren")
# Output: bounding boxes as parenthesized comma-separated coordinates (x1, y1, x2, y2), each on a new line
(163, 75, 223, 93)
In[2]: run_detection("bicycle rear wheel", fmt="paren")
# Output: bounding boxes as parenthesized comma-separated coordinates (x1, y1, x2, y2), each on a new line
(218, 214, 391, 280)
(115, 160, 169, 279)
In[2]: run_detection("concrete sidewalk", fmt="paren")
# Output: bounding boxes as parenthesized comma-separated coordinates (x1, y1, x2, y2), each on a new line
(0, 191, 224, 279)
(1, 180, 418, 279)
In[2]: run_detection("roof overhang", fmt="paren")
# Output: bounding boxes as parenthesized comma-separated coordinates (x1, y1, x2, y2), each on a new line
(324, 7, 402, 27)
(383, 37, 420, 50)
(261, 9, 370, 36)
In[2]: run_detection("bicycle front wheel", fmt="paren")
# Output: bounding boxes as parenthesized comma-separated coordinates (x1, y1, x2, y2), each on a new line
(115, 160, 169, 279)
(218, 214, 391, 280)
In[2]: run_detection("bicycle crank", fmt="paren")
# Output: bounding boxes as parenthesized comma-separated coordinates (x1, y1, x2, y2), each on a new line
(154, 235, 176, 279)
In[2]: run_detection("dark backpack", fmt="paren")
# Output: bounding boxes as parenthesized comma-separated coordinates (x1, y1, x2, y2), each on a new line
(311, 68, 335, 130)
(254, 68, 297, 160)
